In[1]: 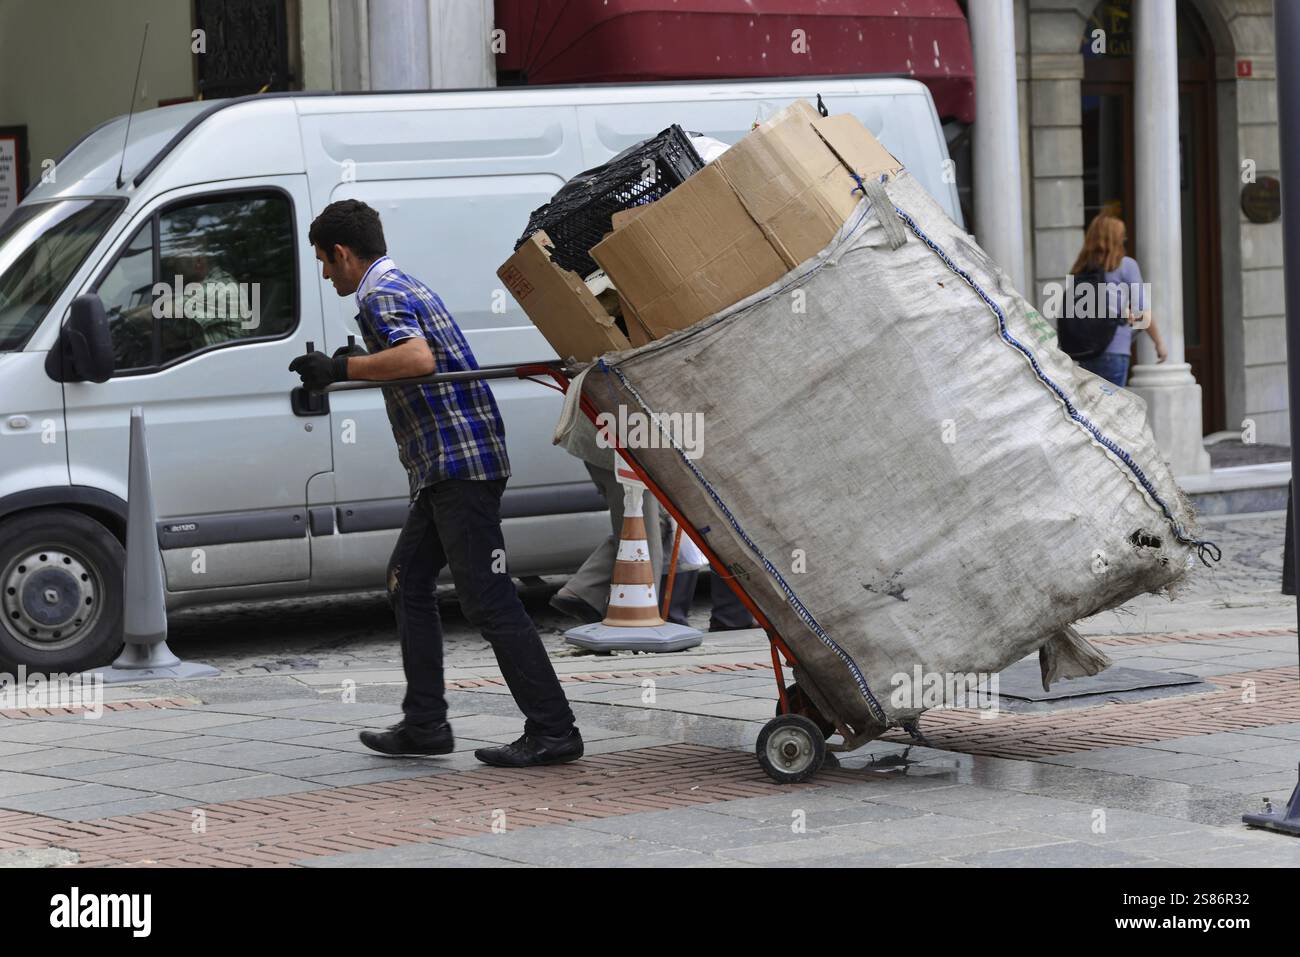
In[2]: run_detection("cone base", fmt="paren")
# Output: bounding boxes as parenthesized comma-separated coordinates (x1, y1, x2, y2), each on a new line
(564, 621, 704, 653)
(94, 642, 221, 684)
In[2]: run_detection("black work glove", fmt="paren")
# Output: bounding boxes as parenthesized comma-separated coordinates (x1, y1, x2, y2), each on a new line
(332, 341, 368, 359)
(289, 350, 349, 391)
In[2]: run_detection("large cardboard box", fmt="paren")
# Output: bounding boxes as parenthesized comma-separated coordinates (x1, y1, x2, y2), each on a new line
(590, 100, 902, 339)
(497, 231, 631, 362)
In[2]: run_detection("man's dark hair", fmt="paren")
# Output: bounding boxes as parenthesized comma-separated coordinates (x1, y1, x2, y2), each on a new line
(308, 199, 387, 263)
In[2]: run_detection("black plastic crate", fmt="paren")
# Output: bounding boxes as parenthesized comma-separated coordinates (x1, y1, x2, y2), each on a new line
(515, 125, 704, 279)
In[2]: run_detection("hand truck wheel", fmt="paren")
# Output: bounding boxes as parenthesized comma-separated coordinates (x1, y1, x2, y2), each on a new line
(756, 714, 826, 784)
(775, 683, 839, 768)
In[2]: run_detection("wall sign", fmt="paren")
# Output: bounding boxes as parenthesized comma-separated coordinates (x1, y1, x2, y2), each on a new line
(1241, 176, 1281, 224)
(0, 126, 29, 226)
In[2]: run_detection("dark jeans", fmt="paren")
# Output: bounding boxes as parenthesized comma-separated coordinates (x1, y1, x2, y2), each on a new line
(662, 569, 757, 631)
(388, 478, 575, 737)
(1079, 352, 1130, 387)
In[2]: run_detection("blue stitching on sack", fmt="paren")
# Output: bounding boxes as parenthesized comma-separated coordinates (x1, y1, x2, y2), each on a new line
(603, 363, 890, 728)
(883, 202, 1220, 567)
(850, 172, 1219, 565)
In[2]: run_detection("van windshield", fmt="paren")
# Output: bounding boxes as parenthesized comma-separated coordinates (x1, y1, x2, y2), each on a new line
(0, 199, 122, 351)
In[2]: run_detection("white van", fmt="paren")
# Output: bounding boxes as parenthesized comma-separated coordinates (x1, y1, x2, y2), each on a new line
(0, 77, 960, 671)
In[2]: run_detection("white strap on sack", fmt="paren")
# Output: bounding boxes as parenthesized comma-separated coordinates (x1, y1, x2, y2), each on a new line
(863, 177, 907, 250)
(552, 363, 593, 447)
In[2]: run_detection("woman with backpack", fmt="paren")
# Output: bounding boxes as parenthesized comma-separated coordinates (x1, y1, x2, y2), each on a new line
(1063, 213, 1168, 387)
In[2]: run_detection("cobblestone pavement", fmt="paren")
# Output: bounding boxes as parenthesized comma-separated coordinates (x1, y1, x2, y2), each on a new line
(0, 511, 1297, 868)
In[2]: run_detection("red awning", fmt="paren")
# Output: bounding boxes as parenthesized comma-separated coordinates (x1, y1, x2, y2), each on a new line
(494, 0, 974, 124)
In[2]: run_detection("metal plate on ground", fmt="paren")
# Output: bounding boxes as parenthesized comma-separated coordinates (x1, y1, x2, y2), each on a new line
(990, 662, 1201, 702)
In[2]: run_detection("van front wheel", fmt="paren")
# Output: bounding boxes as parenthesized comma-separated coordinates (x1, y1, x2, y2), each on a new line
(0, 509, 124, 673)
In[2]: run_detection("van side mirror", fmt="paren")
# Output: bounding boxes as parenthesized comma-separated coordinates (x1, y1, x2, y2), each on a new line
(60, 294, 115, 383)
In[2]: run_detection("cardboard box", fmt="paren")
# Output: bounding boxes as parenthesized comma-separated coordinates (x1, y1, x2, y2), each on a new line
(590, 100, 903, 339)
(497, 231, 631, 362)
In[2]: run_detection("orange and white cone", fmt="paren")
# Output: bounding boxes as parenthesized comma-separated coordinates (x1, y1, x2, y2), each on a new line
(602, 479, 664, 628)
(562, 451, 702, 653)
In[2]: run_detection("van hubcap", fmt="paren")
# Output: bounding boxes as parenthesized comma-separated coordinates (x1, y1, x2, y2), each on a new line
(2, 549, 99, 650)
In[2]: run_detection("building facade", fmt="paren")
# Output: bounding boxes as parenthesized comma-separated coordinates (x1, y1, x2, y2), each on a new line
(2, 0, 1285, 468)
(1015, 0, 1284, 457)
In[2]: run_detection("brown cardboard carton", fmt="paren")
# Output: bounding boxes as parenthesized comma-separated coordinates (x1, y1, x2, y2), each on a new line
(497, 231, 631, 362)
(590, 100, 902, 339)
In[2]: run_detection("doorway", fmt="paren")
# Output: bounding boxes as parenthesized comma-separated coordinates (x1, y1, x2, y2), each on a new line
(1079, 0, 1224, 433)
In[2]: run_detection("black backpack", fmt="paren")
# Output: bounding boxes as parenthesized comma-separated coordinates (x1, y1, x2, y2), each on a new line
(1057, 266, 1125, 361)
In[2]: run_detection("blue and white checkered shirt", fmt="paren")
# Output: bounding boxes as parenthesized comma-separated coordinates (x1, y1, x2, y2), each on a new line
(353, 258, 511, 496)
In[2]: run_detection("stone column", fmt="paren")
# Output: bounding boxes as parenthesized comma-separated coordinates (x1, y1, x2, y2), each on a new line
(368, 0, 431, 89)
(970, 0, 1028, 291)
(333, 0, 495, 91)
(1127, 0, 1211, 475)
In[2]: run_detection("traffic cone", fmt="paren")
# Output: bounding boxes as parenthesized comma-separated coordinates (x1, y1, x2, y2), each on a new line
(94, 407, 219, 683)
(601, 481, 664, 627)
(564, 454, 703, 653)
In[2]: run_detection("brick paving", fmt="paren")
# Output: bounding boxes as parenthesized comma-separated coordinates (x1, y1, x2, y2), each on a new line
(884, 666, 1300, 759)
(1, 744, 829, 867)
(0, 697, 197, 720)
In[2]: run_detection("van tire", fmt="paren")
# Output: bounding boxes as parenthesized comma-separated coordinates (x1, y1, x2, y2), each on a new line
(0, 509, 124, 673)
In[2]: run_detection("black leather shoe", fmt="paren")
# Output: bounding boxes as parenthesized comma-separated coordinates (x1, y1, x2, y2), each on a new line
(474, 729, 584, 767)
(359, 721, 454, 756)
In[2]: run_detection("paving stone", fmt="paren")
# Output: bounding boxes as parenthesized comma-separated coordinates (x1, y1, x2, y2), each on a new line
(1020, 807, 1208, 844)
(952, 840, 1160, 867)
(1161, 842, 1300, 867)
(268, 703, 404, 724)
(46, 794, 198, 821)
(0, 722, 119, 744)
(1139, 732, 1295, 756)
(695, 791, 888, 822)
(1137, 762, 1265, 786)
(0, 782, 152, 813)
(1230, 744, 1300, 769)
(1106, 827, 1256, 859)
(258, 752, 411, 778)
(130, 734, 240, 756)
(178, 740, 333, 769)
(0, 770, 79, 798)
(63, 728, 191, 750)
(200, 698, 344, 715)
(299, 843, 533, 868)
(806, 812, 1006, 847)
(927, 793, 1102, 825)
(715, 832, 893, 864)
(95, 711, 267, 733)
(80, 761, 255, 789)
(1204, 770, 1300, 796)
(1230, 722, 1300, 741)
(0, 747, 122, 772)
(436, 827, 654, 866)
(570, 807, 826, 852)
(200, 718, 351, 741)
(671, 699, 786, 721)
(40, 754, 172, 780)
(0, 740, 44, 758)
(165, 774, 321, 803)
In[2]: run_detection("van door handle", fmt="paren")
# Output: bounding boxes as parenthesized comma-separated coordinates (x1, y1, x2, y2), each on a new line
(290, 386, 330, 416)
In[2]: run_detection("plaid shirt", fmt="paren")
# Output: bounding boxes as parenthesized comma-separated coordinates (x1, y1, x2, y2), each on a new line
(354, 260, 511, 496)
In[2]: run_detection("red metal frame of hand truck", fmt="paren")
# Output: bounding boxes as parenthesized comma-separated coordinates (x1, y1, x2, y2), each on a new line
(515, 363, 800, 716)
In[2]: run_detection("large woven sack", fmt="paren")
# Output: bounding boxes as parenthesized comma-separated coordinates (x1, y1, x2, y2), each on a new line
(579, 171, 1218, 744)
